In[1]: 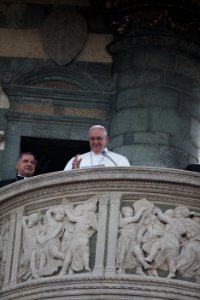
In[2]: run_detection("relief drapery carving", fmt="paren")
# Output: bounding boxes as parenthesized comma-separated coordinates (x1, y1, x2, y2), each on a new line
(18, 212, 42, 280)
(0, 219, 10, 286)
(1, 169, 200, 299)
(60, 197, 98, 275)
(18, 196, 99, 281)
(116, 198, 200, 283)
(116, 204, 153, 276)
(17, 194, 200, 284)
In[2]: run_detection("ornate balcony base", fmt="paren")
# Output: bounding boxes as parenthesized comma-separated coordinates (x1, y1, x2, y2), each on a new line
(0, 167, 200, 299)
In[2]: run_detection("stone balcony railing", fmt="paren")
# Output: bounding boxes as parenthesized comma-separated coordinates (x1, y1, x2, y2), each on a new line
(0, 167, 200, 300)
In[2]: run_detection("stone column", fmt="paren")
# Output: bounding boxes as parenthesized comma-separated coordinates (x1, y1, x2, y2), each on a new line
(106, 1, 200, 169)
(10, 208, 23, 286)
(2, 212, 16, 288)
(105, 192, 121, 276)
(93, 193, 109, 276)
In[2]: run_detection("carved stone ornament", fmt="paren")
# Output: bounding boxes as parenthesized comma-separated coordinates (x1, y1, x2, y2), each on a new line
(0, 219, 10, 287)
(102, 0, 200, 38)
(17, 196, 98, 280)
(42, 9, 87, 65)
(116, 198, 200, 281)
(15, 195, 200, 284)
(1, 168, 200, 300)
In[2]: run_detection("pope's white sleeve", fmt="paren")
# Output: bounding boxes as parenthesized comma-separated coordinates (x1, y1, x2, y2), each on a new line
(64, 157, 74, 171)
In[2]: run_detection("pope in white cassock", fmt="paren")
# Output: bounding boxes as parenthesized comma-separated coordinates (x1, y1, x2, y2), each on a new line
(64, 125, 130, 171)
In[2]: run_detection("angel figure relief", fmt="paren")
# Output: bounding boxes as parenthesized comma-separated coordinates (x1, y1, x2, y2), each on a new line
(115, 197, 200, 282)
(150, 206, 200, 278)
(38, 206, 66, 277)
(60, 195, 98, 275)
(18, 212, 42, 280)
(172, 212, 200, 283)
(141, 209, 173, 267)
(18, 196, 99, 281)
(116, 203, 153, 275)
(18, 207, 68, 281)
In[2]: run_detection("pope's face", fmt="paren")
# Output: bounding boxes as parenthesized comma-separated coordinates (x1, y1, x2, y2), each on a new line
(88, 128, 108, 154)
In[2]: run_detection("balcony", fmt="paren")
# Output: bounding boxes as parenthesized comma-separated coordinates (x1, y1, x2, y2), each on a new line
(0, 167, 200, 300)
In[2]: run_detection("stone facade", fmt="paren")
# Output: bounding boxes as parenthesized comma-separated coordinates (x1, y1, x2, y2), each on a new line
(0, 0, 200, 179)
(0, 1, 200, 299)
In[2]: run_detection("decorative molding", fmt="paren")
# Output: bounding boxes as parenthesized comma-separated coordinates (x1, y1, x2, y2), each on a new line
(0, 168, 200, 217)
(102, 0, 200, 41)
(1, 168, 200, 299)
(10, 66, 103, 91)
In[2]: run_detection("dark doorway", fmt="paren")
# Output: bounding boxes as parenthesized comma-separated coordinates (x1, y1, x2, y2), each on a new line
(20, 136, 90, 175)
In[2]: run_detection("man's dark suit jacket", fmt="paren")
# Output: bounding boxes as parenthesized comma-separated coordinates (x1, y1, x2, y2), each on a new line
(185, 164, 200, 172)
(0, 176, 24, 188)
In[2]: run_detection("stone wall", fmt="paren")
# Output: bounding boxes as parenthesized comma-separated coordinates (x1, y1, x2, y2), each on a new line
(0, 1, 114, 180)
(0, 0, 200, 179)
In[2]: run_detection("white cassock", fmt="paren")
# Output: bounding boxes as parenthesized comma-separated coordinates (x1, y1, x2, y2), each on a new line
(64, 147, 130, 171)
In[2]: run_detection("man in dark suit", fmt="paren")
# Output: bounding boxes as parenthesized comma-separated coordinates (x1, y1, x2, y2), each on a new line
(0, 152, 37, 187)
(185, 164, 200, 173)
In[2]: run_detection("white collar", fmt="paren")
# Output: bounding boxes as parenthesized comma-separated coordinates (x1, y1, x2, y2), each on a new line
(91, 147, 108, 156)
(18, 174, 29, 179)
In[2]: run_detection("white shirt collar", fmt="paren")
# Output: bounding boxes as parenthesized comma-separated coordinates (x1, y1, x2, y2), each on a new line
(91, 147, 108, 156)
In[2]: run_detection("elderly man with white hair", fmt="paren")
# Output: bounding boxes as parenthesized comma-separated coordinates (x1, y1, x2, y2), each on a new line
(64, 125, 130, 171)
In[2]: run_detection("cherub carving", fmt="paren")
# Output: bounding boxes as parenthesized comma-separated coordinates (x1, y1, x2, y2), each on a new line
(152, 206, 197, 278)
(172, 213, 200, 283)
(18, 212, 41, 280)
(39, 207, 66, 276)
(142, 209, 170, 265)
(116, 205, 151, 275)
(60, 196, 98, 275)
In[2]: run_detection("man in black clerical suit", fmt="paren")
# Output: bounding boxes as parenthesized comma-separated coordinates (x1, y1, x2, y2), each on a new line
(185, 164, 200, 173)
(0, 152, 37, 187)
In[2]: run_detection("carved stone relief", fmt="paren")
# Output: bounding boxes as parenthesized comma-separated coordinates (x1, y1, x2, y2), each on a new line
(1, 169, 200, 299)
(0, 217, 10, 287)
(116, 197, 200, 283)
(16, 193, 200, 285)
(17, 195, 99, 281)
